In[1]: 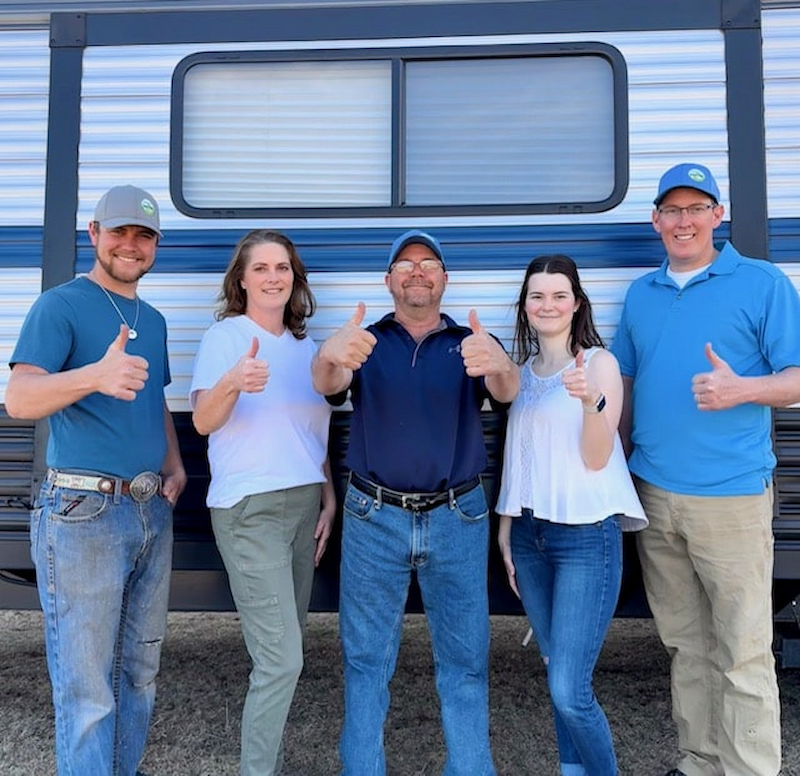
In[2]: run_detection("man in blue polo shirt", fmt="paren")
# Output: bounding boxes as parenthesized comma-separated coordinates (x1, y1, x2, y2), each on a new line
(612, 163, 800, 776)
(312, 229, 519, 776)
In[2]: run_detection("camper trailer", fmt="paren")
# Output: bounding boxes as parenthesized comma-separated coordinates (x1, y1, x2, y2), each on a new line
(0, 0, 798, 657)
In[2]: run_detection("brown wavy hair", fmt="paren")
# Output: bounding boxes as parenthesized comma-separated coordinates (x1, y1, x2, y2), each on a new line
(512, 253, 604, 364)
(216, 229, 315, 339)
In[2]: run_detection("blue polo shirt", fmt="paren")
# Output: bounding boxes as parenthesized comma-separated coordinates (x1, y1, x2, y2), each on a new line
(611, 241, 800, 496)
(344, 313, 491, 492)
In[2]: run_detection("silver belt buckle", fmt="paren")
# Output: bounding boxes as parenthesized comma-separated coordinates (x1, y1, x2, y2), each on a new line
(129, 471, 161, 502)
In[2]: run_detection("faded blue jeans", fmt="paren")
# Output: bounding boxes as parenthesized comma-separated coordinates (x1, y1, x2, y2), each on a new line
(31, 478, 173, 776)
(511, 510, 622, 776)
(339, 480, 496, 776)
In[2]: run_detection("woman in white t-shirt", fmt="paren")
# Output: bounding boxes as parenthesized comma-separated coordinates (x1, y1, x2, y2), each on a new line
(496, 254, 647, 776)
(190, 229, 335, 776)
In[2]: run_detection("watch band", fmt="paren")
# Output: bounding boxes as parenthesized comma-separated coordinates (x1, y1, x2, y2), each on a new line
(583, 393, 606, 414)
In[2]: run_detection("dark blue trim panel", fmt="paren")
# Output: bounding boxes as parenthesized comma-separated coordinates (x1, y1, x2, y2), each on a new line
(69, 221, 739, 274)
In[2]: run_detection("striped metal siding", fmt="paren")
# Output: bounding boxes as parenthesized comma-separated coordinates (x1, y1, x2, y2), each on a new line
(75, 28, 729, 230)
(763, 7, 800, 220)
(765, 8, 800, 542)
(0, 29, 48, 226)
(70, 28, 727, 413)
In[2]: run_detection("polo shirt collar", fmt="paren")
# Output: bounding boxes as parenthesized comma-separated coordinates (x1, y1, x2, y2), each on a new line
(653, 240, 737, 287)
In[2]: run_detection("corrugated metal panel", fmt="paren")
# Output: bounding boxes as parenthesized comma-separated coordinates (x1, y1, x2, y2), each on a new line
(138, 265, 653, 412)
(72, 27, 726, 417)
(763, 7, 800, 219)
(0, 269, 43, 404)
(0, 29, 49, 226)
(74, 28, 728, 230)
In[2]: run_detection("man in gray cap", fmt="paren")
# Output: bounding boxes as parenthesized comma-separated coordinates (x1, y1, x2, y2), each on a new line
(6, 185, 186, 776)
(313, 229, 518, 775)
(612, 163, 800, 776)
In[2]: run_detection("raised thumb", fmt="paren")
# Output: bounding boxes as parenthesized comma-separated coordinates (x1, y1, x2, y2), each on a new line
(468, 308, 483, 334)
(350, 301, 367, 327)
(575, 349, 585, 369)
(247, 336, 259, 359)
(705, 342, 724, 368)
(110, 324, 129, 352)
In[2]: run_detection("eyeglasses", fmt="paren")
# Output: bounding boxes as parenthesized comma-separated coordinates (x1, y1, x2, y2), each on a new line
(657, 203, 717, 221)
(390, 259, 443, 274)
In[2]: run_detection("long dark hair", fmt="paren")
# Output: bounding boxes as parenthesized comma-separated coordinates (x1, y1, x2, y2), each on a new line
(512, 254, 604, 364)
(216, 229, 315, 339)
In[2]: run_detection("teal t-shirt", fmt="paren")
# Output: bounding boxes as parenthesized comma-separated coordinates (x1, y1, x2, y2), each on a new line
(10, 276, 170, 479)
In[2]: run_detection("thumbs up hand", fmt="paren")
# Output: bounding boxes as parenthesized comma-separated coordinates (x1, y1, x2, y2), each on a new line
(691, 342, 740, 411)
(460, 309, 510, 377)
(229, 336, 269, 393)
(97, 324, 150, 401)
(562, 348, 601, 408)
(317, 302, 377, 371)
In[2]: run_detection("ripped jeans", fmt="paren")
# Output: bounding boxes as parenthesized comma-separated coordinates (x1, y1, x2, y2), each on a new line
(31, 477, 174, 776)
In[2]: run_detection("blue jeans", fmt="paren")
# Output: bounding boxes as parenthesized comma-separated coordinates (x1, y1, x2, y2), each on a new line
(30, 478, 174, 776)
(511, 511, 622, 776)
(339, 480, 496, 776)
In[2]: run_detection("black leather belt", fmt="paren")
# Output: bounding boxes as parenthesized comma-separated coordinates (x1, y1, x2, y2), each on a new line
(349, 472, 480, 512)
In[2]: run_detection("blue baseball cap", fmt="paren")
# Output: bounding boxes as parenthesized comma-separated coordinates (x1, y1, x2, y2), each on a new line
(654, 163, 721, 206)
(387, 229, 445, 270)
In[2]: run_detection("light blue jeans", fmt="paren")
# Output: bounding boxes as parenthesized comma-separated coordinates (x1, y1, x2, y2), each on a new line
(511, 510, 622, 776)
(31, 478, 173, 776)
(338, 480, 496, 776)
(211, 484, 321, 776)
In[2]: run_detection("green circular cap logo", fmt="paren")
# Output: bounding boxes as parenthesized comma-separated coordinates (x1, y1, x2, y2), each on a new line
(687, 168, 706, 183)
(140, 198, 156, 216)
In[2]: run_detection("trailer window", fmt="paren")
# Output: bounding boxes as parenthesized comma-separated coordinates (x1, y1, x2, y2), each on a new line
(171, 43, 627, 217)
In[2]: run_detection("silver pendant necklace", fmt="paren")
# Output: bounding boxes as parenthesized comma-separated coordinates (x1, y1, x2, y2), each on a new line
(98, 284, 140, 340)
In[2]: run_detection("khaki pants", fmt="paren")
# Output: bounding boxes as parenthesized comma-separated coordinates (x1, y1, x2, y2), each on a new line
(211, 484, 321, 776)
(635, 479, 781, 776)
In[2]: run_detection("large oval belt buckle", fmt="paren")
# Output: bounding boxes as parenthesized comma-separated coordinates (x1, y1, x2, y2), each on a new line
(129, 471, 161, 502)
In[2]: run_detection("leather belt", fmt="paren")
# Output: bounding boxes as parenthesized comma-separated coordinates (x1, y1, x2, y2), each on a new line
(349, 472, 480, 512)
(46, 469, 162, 503)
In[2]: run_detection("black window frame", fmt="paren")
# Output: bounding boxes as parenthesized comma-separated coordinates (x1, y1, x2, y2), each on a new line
(170, 41, 629, 219)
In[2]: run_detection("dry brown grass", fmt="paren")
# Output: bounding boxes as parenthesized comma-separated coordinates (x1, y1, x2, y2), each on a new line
(2, 611, 800, 775)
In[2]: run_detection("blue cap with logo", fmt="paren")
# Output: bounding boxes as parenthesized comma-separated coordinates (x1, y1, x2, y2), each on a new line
(387, 229, 445, 271)
(654, 163, 721, 206)
(93, 185, 162, 236)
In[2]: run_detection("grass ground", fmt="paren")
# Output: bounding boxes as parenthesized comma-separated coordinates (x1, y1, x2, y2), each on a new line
(2, 611, 799, 775)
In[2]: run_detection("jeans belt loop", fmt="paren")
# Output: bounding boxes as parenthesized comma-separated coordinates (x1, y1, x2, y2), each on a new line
(448, 487, 456, 510)
(374, 484, 383, 510)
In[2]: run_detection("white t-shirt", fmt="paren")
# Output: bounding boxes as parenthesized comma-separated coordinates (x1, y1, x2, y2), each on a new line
(496, 348, 647, 530)
(190, 315, 332, 509)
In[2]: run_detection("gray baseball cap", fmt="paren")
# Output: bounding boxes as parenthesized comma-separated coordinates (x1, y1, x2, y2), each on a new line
(93, 185, 162, 236)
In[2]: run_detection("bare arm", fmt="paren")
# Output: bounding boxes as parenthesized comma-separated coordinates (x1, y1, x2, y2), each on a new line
(192, 337, 269, 436)
(496, 515, 520, 599)
(161, 402, 187, 506)
(562, 349, 623, 471)
(311, 303, 375, 396)
(5, 325, 148, 420)
(460, 309, 520, 403)
(313, 458, 337, 567)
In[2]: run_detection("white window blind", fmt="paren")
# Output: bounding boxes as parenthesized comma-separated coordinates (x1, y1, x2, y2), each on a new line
(404, 55, 616, 205)
(181, 60, 392, 208)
